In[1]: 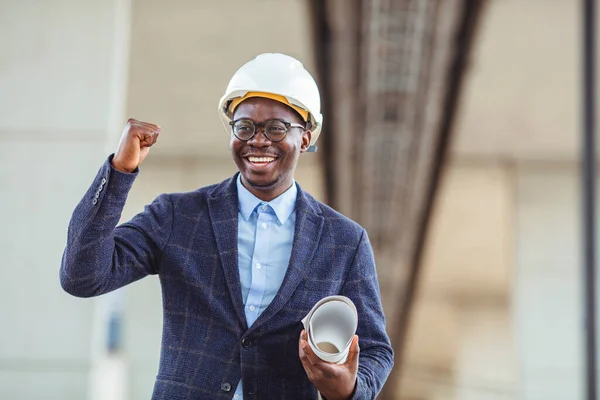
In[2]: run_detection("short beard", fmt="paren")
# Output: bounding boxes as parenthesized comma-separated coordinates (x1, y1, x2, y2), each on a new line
(244, 175, 282, 189)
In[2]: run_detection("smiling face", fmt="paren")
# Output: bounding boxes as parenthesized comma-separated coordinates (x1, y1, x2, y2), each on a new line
(230, 97, 311, 201)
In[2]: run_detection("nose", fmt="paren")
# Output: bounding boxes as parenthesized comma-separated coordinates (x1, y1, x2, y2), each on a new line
(247, 127, 272, 147)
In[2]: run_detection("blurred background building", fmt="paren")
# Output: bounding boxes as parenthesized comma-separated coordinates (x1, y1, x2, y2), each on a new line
(0, 0, 592, 399)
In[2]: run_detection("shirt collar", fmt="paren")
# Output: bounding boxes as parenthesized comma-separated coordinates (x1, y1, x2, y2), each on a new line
(236, 174, 297, 224)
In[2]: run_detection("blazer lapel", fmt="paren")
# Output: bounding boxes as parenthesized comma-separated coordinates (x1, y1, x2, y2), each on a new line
(248, 186, 324, 334)
(207, 175, 248, 331)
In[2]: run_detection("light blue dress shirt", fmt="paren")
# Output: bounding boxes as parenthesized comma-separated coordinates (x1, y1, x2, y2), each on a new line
(233, 174, 297, 399)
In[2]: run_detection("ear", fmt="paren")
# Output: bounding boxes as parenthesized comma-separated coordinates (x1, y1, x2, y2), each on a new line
(299, 130, 312, 153)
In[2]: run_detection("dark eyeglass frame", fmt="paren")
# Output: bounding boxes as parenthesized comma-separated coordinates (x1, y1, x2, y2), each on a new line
(229, 118, 306, 142)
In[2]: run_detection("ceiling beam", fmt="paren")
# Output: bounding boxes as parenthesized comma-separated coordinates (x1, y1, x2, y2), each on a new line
(309, 0, 488, 397)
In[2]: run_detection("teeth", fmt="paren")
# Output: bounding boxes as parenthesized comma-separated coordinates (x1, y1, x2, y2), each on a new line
(248, 156, 275, 163)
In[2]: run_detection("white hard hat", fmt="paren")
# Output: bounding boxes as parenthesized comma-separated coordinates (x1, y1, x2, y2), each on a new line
(218, 53, 323, 152)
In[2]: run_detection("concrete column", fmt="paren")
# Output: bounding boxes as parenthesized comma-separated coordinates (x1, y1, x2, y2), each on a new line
(514, 164, 584, 400)
(0, 1, 130, 399)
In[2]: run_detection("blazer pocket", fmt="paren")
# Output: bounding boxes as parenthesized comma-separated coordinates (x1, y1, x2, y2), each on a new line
(156, 374, 188, 385)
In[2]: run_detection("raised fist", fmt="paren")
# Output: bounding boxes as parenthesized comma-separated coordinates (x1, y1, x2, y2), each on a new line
(111, 118, 161, 173)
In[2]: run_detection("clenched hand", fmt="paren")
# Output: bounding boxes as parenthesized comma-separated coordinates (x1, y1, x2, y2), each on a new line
(111, 118, 161, 173)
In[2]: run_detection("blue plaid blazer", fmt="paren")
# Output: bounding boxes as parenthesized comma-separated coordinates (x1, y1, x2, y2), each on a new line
(60, 157, 394, 400)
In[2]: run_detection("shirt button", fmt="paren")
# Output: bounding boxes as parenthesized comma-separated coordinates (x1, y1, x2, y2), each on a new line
(221, 382, 231, 392)
(261, 223, 267, 229)
(249, 305, 256, 312)
(256, 263, 261, 269)
(234, 395, 240, 400)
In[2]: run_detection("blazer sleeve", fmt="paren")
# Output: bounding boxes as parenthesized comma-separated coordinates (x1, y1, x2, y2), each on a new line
(341, 229, 394, 400)
(59, 155, 173, 298)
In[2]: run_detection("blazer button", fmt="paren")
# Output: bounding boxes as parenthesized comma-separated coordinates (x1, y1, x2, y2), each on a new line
(221, 382, 231, 392)
(241, 337, 251, 347)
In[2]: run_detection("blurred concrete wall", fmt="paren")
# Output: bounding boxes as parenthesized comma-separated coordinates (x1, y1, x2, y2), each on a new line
(399, 1, 586, 399)
(0, 0, 130, 399)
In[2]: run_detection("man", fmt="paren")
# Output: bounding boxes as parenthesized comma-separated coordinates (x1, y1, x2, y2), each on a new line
(61, 53, 393, 399)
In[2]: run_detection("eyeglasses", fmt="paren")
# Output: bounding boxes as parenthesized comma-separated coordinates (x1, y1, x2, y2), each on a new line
(229, 118, 305, 142)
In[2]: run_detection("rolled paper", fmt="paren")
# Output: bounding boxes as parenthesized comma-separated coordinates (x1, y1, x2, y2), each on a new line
(301, 295, 358, 364)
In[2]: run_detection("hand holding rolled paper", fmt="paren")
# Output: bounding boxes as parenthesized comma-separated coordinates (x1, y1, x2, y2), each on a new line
(299, 296, 359, 400)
